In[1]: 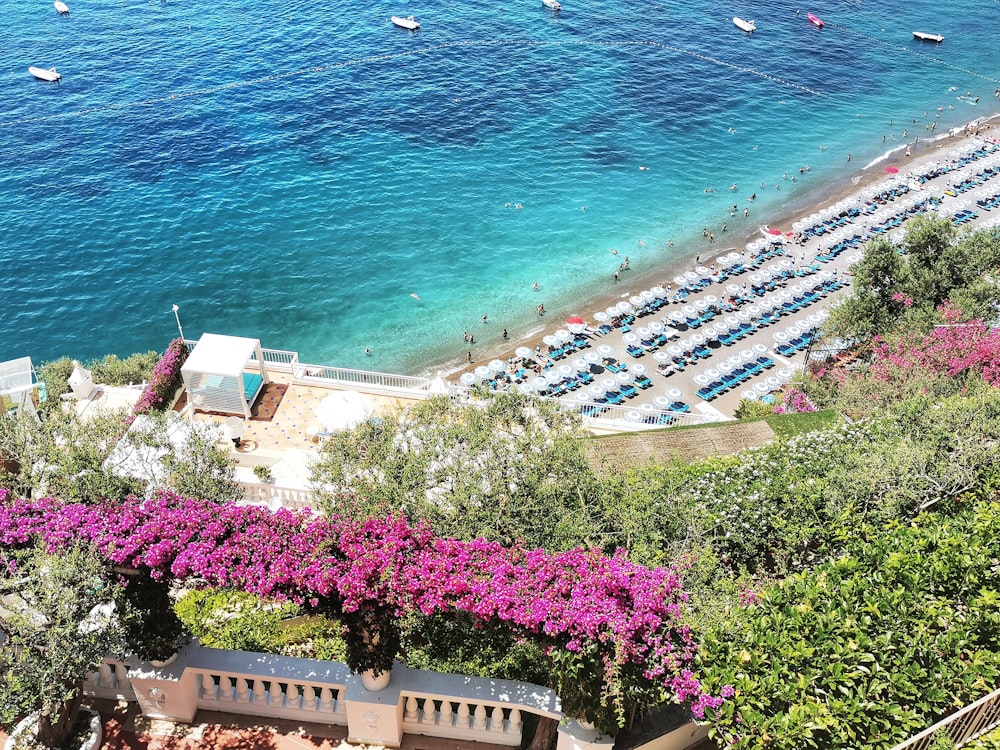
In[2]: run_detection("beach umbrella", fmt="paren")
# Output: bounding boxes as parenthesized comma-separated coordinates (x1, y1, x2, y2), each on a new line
(545, 369, 562, 383)
(767, 227, 783, 236)
(641, 289, 656, 301)
(736, 310, 752, 321)
(584, 351, 600, 363)
(558, 364, 575, 377)
(752, 342, 768, 354)
(640, 403, 655, 414)
(532, 376, 549, 391)
(515, 346, 532, 359)
(766, 376, 782, 388)
(517, 382, 534, 395)
(489, 359, 505, 372)
(616, 370, 633, 383)
(653, 395, 670, 408)
(885, 166, 899, 174)
(674, 275, 687, 286)
(705, 295, 718, 305)
(651, 286, 666, 296)
(575, 391, 590, 402)
(606, 306, 620, 318)
(460, 372, 477, 386)
(706, 368, 721, 379)
(631, 363, 647, 375)
(696, 265, 711, 276)
(694, 374, 710, 385)
(568, 323, 586, 334)
(790, 285, 804, 295)
(728, 354, 744, 367)
(703, 329, 719, 341)
(683, 305, 697, 316)
(773, 331, 788, 342)
(315, 391, 375, 433)
(713, 321, 729, 333)
(653, 351, 670, 362)
(691, 333, 706, 345)
(694, 298, 709, 310)
(667, 388, 683, 399)
(601, 377, 618, 390)
(777, 368, 794, 381)
(616, 300, 633, 312)
(669, 310, 686, 323)
(543, 334, 558, 346)
(718, 361, 733, 374)
(787, 326, 801, 337)
(589, 384, 606, 397)
(753, 382, 770, 394)
(626, 411, 641, 422)
(807, 313, 823, 326)
(685, 270, 698, 282)
(637, 327, 652, 338)
(630, 295, 645, 308)
(742, 389, 758, 401)
(728, 251, 741, 262)
(597, 344, 614, 357)
(677, 340, 691, 352)
(741, 349, 757, 361)
(649, 321, 665, 333)
(726, 283, 741, 294)
(716, 256, 730, 266)
(475, 365, 491, 379)
(555, 329, 571, 341)
(566, 314, 585, 325)
(573, 357, 589, 371)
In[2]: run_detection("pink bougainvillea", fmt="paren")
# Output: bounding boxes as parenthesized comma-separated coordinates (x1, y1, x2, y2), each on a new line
(129, 338, 189, 423)
(0, 490, 726, 718)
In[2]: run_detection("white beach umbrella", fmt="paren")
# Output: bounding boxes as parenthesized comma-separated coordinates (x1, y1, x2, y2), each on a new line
(667, 388, 684, 399)
(606, 306, 620, 318)
(575, 391, 590, 402)
(573, 357, 589, 371)
(717, 361, 733, 374)
(694, 374, 710, 386)
(460, 372, 477, 386)
(736, 310, 752, 321)
(568, 323, 586, 334)
(589, 384, 606, 397)
(543, 335, 558, 346)
(630, 295, 645, 308)
(773, 331, 788, 342)
(742, 389, 758, 400)
(685, 270, 698, 282)
(728, 354, 743, 367)
(678, 339, 692, 350)
(667, 344, 684, 356)
(728, 251, 742, 261)
(716, 256, 730, 266)
(631, 363, 647, 376)
(515, 346, 532, 359)
(475, 365, 492, 379)
(601, 377, 618, 391)
(616, 300, 633, 312)
(674, 275, 688, 286)
(741, 349, 756, 362)
(669, 310, 686, 322)
(641, 289, 656, 301)
(705, 368, 721, 380)
(727, 283, 741, 294)
(651, 286, 666, 296)
(683, 305, 697, 316)
(584, 351, 600, 363)
(752, 343, 768, 354)
(315, 391, 375, 433)
(766, 376, 782, 388)
(597, 344, 614, 357)
(703, 329, 719, 341)
(653, 395, 670, 408)
(626, 410, 642, 422)
(807, 313, 823, 326)
(532, 376, 549, 391)
(489, 359, 505, 372)
(653, 351, 671, 362)
(637, 327, 652, 338)
(649, 321, 665, 333)
(616, 370, 633, 384)
(554, 329, 571, 341)
(691, 333, 706, 345)
(517, 382, 534, 395)
(640, 402, 655, 414)
(747, 305, 761, 316)
(696, 265, 711, 276)
(694, 299, 709, 310)
(558, 364, 575, 377)
(705, 294, 718, 304)
(777, 368, 794, 381)
(787, 326, 802, 337)
(713, 321, 729, 333)
(545, 369, 562, 384)
(754, 382, 771, 394)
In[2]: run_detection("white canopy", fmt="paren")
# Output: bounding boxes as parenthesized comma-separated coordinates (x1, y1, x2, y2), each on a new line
(181, 333, 269, 418)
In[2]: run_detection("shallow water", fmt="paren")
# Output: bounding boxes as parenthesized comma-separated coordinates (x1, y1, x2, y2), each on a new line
(1, 0, 997, 374)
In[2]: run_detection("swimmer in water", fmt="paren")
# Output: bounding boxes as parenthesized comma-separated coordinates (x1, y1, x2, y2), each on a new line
(410, 292, 421, 301)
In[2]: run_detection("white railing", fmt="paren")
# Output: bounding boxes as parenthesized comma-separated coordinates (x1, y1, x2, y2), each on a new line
(294, 364, 432, 396)
(236, 481, 316, 512)
(194, 655, 349, 727)
(251, 347, 299, 372)
(890, 686, 1000, 750)
(82, 658, 135, 701)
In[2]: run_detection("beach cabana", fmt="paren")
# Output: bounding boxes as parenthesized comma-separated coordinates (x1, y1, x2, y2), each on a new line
(181, 333, 269, 418)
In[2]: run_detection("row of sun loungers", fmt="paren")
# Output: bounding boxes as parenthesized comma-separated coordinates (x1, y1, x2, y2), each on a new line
(696, 356, 776, 401)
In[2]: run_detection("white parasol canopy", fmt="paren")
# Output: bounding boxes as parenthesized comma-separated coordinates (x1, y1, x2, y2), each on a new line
(315, 391, 375, 433)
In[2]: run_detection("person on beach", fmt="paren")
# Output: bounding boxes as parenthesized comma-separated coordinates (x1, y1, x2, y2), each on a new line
(537, 304, 545, 316)
(469, 334, 475, 344)
(744, 208, 750, 217)
(614, 271, 620, 282)
(502, 328, 508, 340)
(482, 314, 489, 324)
(467, 351, 473, 363)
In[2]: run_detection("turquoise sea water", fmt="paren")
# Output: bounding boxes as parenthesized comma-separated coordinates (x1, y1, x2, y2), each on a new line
(2, 0, 998, 375)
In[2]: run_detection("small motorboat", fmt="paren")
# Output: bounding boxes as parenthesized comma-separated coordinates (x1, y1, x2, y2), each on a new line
(806, 12, 824, 27)
(54, 0, 70, 13)
(28, 66, 61, 82)
(542, 0, 562, 9)
(733, 16, 756, 32)
(390, 15, 419, 29)
(913, 31, 944, 42)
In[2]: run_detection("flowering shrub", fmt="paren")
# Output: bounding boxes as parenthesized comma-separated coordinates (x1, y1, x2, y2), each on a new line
(129, 338, 189, 422)
(0, 489, 727, 724)
(772, 388, 817, 414)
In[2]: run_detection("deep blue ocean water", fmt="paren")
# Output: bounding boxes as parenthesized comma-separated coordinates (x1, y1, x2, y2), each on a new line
(2, 0, 998, 375)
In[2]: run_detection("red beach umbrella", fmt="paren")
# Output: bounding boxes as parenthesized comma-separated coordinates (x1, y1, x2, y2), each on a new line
(767, 227, 783, 236)
(885, 166, 899, 174)
(566, 315, 585, 325)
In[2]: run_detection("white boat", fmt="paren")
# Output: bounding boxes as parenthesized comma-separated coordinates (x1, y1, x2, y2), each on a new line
(542, 0, 562, 10)
(54, 0, 70, 13)
(733, 16, 756, 32)
(28, 66, 61, 82)
(390, 15, 419, 29)
(913, 31, 944, 43)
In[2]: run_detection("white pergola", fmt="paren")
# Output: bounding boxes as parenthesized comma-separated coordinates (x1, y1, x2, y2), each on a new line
(180, 334, 270, 418)
(0, 357, 41, 419)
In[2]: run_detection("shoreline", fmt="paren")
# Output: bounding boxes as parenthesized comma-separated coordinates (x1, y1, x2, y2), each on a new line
(434, 112, 1000, 382)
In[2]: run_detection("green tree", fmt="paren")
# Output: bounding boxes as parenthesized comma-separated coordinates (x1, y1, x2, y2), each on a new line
(311, 392, 604, 550)
(827, 236, 910, 340)
(0, 542, 125, 749)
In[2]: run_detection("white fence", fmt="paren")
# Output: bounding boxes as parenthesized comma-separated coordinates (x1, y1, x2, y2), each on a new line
(81, 642, 615, 750)
(890, 686, 1000, 750)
